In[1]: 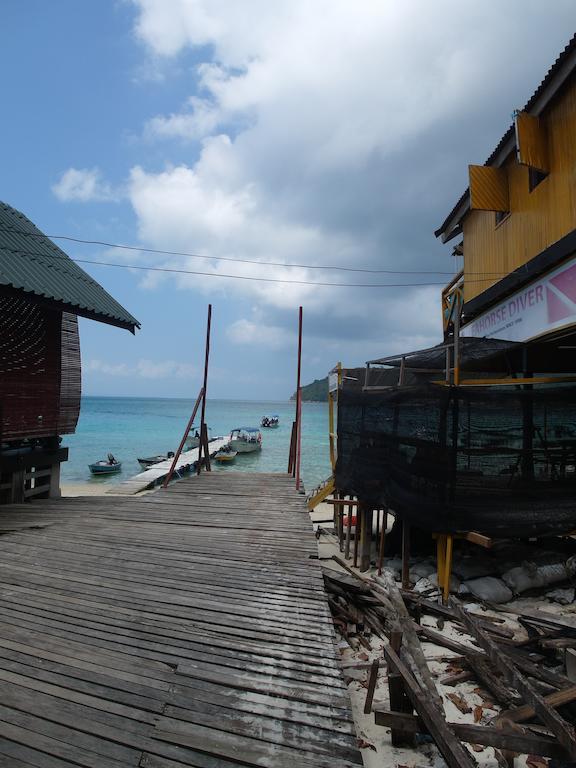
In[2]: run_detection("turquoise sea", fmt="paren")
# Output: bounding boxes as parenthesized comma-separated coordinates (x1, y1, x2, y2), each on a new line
(62, 397, 331, 491)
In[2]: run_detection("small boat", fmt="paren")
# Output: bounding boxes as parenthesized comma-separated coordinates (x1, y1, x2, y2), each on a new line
(184, 433, 200, 451)
(214, 445, 238, 463)
(89, 453, 122, 475)
(137, 451, 174, 469)
(230, 427, 262, 453)
(261, 415, 279, 428)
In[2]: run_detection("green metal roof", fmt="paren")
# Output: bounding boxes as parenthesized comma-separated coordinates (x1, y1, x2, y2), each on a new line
(0, 202, 140, 332)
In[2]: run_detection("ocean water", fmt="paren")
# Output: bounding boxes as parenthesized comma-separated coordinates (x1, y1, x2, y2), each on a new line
(62, 397, 331, 491)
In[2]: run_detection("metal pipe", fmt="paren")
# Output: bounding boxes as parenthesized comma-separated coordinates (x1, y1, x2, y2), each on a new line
(295, 306, 303, 491)
(198, 304, 212, 474)
(162, 387, 204, 488)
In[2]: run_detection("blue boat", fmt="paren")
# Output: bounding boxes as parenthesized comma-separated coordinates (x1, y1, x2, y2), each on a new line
(89, 454, 122, 475)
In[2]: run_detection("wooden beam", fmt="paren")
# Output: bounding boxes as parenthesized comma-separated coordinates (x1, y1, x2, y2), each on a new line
(373, 709, 567, 759)
(364, 659, 380, 714)
(452, 599, 576, 758)
(494, 685, 576, 725)
(384, 644, 477, 768)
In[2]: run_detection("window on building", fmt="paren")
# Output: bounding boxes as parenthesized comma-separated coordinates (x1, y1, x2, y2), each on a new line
(529, 167, 548, 192)
(495, 210, 510, 225)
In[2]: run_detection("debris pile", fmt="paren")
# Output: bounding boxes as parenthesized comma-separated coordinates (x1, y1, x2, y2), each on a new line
(325, 559, 576, 767)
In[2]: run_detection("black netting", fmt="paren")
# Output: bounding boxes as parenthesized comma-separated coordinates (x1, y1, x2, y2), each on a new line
(336, 383, 576, 537)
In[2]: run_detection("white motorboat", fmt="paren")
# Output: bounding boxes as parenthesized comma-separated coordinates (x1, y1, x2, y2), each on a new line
(229, 427, 262, 453)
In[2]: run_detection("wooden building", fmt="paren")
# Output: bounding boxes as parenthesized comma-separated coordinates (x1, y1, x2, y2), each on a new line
(436, 34, 576, 345)
(0, 201, 139, 502)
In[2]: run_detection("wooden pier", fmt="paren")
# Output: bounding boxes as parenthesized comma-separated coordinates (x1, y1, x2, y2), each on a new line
(110, 435, 231, 495)
(0, 472, 360, 767)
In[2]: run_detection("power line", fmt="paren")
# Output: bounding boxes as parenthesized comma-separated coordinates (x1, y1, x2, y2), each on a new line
(0, 225, 512, 278)
(4, 243, 515, 290)
(3, 245, 449, 288)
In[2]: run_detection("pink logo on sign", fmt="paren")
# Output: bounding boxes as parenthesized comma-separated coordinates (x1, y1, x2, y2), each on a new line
(546, 286, 573, 323)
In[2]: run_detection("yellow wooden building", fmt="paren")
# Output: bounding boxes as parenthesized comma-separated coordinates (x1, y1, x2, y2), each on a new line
(436, 34, 576, 344)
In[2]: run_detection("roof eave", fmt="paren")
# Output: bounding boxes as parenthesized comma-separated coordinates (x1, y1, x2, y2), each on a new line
(0, 284, 140, 333)
(435, 34, 576, 241)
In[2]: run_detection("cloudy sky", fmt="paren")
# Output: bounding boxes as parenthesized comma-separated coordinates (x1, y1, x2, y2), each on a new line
(2, 1, 575, 398)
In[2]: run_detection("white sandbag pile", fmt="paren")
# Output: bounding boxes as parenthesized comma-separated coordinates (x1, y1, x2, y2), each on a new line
(460, 576, 513, 604)
(502, 556, 576, 595)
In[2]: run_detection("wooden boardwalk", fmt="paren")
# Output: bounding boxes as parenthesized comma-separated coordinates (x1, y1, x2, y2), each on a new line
(0, 472, 361, 767)
(110, 436, 231, 495)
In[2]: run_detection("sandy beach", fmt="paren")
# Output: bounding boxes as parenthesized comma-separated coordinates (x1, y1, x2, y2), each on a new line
(61, 482, 128, 497)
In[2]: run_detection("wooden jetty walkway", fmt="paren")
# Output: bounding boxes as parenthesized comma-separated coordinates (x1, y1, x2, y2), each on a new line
(110, 436, 231, 496)
(0, 472, 361, 767)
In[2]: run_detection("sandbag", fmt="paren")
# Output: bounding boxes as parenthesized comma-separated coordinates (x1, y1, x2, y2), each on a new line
(463, 576, 513, 604)
(503, 562, 570, 594)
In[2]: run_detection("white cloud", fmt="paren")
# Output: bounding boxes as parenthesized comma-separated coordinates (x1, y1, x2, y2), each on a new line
(227, 318, 293, 350)
(124, 1, 576, 356)
(52, 168, 120, 203)
(87, 358, 197, 379)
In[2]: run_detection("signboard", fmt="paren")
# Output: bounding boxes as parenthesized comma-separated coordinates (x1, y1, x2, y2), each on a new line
(462, 253, 576, 342)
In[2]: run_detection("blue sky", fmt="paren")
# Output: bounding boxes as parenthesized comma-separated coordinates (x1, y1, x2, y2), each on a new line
(2, 1, 575, 398)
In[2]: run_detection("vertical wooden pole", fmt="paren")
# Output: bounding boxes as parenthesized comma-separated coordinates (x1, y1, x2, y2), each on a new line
(401, 520, 411, 589)
(388, 631, 415, 747)
(360, 507, 372, 572)
(295, 307, 303, 491)
(377, 509, 387, 576)
(337, 492, 344, 552)
(197, 305, 212, 475)
(353, 503, 361, 568)
(453, 301, 460, 386)
(442, 534, 453, 605)
(344, 496, 353, 559)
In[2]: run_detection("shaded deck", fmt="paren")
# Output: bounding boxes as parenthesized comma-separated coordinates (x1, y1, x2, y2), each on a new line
(0, 472, 360, 767)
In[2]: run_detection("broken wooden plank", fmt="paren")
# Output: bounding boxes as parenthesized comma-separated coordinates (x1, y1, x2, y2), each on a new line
(384, 643, 476, 768)
(452, 599, 576, 759)
(373, 709, 567, 759)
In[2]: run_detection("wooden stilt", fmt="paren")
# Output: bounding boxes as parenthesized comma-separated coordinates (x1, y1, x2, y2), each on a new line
(374, 510, 380, 565)
(401, 520, 411, 589)
(377, 509, 387, 575)
(388, 631, 415, 747)
(353, 502, 361, 568)
(337, 491, 344, 552)
(344, 496, 352, 559)
(442, 534, 453, 604)
(360, 507, 372, 572)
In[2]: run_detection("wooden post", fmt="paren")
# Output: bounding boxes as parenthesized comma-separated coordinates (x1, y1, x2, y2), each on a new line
(364, 659, 380, 714)
(344, 496, 353, 559)
(401, 520, 411, 589)
(442, 534, 453, 604)
(295, 307, 303, 491)
(453, 301, 460, 386)
(388, 631, 415, 747)
(377, 509, 388, 575)
(337, 491, 344, 551)
(353, 503, 361, 568)
(199, 422, 211, 473)
(360, 507, 372, 572)
(197, 305, 212, 475)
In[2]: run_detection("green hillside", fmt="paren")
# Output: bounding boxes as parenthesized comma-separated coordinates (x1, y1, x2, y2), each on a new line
(291, 377, 328, 402)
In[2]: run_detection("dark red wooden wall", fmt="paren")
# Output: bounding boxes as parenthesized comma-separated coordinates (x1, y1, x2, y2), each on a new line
(0, 295, 81, 440)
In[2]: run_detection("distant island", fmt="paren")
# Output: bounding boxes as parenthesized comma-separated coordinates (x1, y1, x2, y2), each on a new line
(291, 377, 328, 402)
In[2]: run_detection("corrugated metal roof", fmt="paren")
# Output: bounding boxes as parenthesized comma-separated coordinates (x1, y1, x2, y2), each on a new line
(435, 33, 576, 242)
(0, 202, 140, 332)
